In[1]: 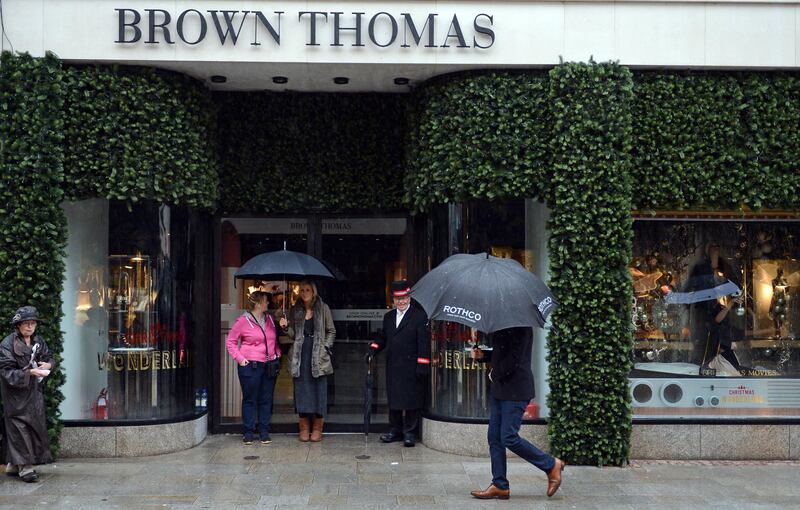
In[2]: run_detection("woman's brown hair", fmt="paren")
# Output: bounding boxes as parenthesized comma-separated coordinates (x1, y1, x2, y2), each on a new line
(247, 291, 270, 311)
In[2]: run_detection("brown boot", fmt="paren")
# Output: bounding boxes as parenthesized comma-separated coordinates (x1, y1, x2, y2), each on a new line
(310, 416, 324, 442)
(298, 417, 310, 442)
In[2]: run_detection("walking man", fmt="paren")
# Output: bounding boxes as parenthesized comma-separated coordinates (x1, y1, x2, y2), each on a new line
(369, 280, 430, 447)
(470, 326, 565, 499)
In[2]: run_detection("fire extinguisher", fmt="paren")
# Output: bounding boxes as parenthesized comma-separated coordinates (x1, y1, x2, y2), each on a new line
(93, 388, 108, 420)
(523, 400, 539, 420)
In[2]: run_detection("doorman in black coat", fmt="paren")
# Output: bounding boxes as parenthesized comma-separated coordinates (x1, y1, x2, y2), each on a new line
(369, 280, 431, 447)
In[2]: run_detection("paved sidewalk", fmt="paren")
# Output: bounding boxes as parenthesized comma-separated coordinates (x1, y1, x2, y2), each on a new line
(0, 433, 798, 509)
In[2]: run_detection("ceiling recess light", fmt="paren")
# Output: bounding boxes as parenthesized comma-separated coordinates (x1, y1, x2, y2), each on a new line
(272, 76, 288, 84)
(333, 77, 349, 85)
(210, 75, 227, 83)
(393, 77, 410, 85)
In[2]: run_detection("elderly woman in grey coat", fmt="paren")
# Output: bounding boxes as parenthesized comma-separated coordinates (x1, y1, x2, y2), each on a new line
(278, 280, 335, 442)
(0, 306, 54, 483)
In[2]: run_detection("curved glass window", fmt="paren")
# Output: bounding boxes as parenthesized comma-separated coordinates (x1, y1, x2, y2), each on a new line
(426, 199, 550, 420)
(60, 199, 209, 421)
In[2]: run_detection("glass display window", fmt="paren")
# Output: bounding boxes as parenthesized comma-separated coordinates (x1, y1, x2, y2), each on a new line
(426, 200, 549, 421)
(60, 200, 209, 421)
(630, 215, 800, 419)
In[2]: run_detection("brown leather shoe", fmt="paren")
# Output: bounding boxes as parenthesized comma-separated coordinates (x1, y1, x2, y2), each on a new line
(470, 484, 510, 500)
(546, 458, 565, 497)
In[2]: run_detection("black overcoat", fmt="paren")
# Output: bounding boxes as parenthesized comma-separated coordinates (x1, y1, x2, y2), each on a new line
(373, 305, 431, 410)
(481, 327, 535, 401)
(0, 333, 54, 466)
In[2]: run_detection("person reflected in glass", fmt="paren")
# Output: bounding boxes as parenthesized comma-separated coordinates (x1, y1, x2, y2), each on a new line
(368, 280, 431, 447)
(688, 242, 742, 370)
(470, 327, 565, 500)
(225, 291, 281, 445)
(0, 306, 55, 483)
(279, 281, 335, 442)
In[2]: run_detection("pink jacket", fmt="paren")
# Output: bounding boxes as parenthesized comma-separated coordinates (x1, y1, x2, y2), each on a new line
(225, 313, 281, 364)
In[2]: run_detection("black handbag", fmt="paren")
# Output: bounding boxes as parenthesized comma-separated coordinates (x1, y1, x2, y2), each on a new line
(266, 359, 280, 378)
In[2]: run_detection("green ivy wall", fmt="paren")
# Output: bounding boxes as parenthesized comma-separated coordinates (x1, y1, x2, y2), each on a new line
(215, 92, 407, 214)
(546, 63, 634, 466)
(0, 53, 67, 451)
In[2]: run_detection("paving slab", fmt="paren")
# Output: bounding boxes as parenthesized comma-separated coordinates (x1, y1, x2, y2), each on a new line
(1, 433, 799, 508)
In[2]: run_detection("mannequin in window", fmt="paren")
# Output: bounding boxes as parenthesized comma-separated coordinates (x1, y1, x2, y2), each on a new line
(769, 268, 789, 338)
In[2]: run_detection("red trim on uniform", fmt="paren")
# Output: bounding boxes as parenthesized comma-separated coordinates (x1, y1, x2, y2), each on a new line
(417, 357, 430, 364)
(370, 342, 380, 349)
(392, 288, 411, 297)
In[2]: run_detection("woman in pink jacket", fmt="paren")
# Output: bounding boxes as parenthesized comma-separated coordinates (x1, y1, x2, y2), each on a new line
(226, 291, 281, 444)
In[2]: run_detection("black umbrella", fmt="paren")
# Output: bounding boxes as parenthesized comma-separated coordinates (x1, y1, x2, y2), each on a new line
(355, 353, 375, 459)
(234, 249, 335, 281)
(411, 253, 557, 333)
(234, 246, 335, 314)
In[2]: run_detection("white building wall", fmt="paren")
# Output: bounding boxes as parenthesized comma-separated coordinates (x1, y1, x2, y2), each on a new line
(1, 1, 799, 68)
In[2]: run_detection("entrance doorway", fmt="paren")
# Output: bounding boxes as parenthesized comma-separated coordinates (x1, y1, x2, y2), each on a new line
(215, 215, 410, 432)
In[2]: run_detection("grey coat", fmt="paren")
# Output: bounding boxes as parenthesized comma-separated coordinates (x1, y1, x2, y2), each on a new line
(0, 333, 54, 466)
(285, 297, 336, 378)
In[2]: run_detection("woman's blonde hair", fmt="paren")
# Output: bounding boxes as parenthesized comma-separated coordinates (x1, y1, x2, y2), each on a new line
(247, 291, 270, 311)
(296, 280, 317, 308)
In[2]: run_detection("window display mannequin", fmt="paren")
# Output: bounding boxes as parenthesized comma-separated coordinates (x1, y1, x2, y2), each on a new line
(769, 268, 789, 338)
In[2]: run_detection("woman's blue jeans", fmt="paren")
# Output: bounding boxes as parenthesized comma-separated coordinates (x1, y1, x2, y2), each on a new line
(488, 395, 555, 490)
(237, 361, 277, 440)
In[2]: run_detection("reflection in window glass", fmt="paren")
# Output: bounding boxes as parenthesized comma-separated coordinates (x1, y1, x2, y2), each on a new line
(630, 218, 800, 420)
(631, 219, 800, 378)
(428, 200, 544, 421)
(61, 200, 203, 421)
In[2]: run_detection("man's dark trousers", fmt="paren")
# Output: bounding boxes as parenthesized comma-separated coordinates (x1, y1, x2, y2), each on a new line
(488, 396, 554, 490)
(389, 409, 419, 435)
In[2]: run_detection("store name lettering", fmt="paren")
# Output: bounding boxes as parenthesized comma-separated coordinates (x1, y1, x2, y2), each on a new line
(437, 349, 482, 370)
(114, 8, 495, 49)
(97, 350, 188, 371)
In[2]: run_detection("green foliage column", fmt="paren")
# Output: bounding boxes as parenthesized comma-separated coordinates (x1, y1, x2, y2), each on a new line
(0, 52, 67, 453)
(546, 62, 634, 466)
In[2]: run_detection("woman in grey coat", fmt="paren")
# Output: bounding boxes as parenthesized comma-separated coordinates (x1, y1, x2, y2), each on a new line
(278, 281, 335, 442)
(0, 306, 55, 483)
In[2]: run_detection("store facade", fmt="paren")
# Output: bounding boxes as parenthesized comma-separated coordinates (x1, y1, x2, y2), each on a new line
(2, 0, 800, 461)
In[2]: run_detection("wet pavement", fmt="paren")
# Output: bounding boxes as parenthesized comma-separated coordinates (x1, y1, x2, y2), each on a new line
(0, 433, 798, 509)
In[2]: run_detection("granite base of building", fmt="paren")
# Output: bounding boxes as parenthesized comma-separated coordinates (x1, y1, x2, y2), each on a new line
(59, 413, 207, 458)
(421, 417, 800, 460)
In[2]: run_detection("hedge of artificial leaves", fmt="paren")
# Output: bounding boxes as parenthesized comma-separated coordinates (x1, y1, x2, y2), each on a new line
(215, 92, 407, 213)
(546, 62, 634, 466)
(405, 72, 552, 211)
(630, 73, 800, 210)
(62, 65, 219, 208)
(0, 52, 67, 454)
